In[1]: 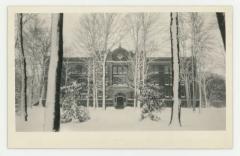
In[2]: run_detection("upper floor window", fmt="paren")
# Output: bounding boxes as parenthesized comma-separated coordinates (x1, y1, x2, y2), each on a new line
(68, 64, 87, 75)
(164, 65, 170, 74)
(112, 65, 128, 85)
(152, 65, 159, 74)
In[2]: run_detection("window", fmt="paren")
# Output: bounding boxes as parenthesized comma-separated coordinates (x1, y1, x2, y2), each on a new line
(180, 81, 186, 98)
(164, 65, 170, 74)
(152, 65, 159, 74)
(112, 65, 128, 85)
(159, 76, 165, 86)
(164, 76, 170, 86)
(159, 65, 164, 73)
(113, 66, 118, 74)
(123, 66, 127, 74)
(164, 86, 172, 98)
(69, 64, 87, 75)
(118, 66, 123, 74)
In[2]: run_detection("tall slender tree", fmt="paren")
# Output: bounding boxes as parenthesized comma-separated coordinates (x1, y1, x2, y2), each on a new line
(98, 14, 126, 109)
(76, 14, 126, 109)
(76, 14, 100, 108)
(126, 14, 142, 108)
(19, 13, 28, 121)
(169, 12, 181, 126)
(178, 13, 191, 108)
(126, 13, 163, 108)
(86, 59, 92, 108)
(23, 15, 51, 107)
(189, 13, 220, 110)
(44, 13, 64, 132)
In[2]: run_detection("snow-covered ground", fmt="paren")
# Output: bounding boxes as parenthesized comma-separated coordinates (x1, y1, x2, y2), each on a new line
(16, 106, 226, 131)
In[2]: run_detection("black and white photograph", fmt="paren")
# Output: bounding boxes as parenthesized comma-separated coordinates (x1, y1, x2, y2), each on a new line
(14, 10, 227, 131)
(7, 6, 232, 148)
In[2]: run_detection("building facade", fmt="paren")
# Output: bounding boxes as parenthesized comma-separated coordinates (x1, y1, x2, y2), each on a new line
(44, 46, 199, 108)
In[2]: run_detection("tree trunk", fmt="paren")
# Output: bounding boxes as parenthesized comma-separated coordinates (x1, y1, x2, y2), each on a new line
(137, 60, 141, 108)
(86, 61, 91, 108)
(39, 70, 44, 106)
(65, 65, 68, 86)
(190, 13, 197, 111)
(92, 60, 96, 108)
(142, 52, 145, 87)
(142, 41, 147, 88)
(93, 60, 98, 108)
(198, 78, 202, 113)
(203, 76, 208, 108)
(39, 83, 45, 106)
(19, 13, 28, 121)
(39, 62, 46, 107)
(133, 57, 138, 108)
(216, 13, 225, 50)
(102, 60, 106, 109)
(95, 86, 98, 108)
(44, 13, 64, 132)
(169, 12, 181, 126)
(185, 76, 191, 107)
(30, 77, 34, 108)
(188, 76, 192, 107)
(134, 47, 141, 108)
(191, 49, 196, 111)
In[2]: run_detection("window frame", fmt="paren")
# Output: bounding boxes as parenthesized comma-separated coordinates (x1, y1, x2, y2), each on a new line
(112, 65, 128, 85)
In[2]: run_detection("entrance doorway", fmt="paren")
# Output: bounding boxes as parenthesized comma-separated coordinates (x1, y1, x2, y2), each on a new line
(115, 93, 126, 109)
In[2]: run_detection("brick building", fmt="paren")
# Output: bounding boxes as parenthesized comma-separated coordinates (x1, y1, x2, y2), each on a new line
(43, 46, 199, 108)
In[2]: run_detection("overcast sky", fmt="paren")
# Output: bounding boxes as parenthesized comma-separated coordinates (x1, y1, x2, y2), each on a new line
(38, 12, 225, 76)
(62, 13, 171, 57)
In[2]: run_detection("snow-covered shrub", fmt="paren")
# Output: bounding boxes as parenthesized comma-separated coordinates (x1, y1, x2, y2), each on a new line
(60, 81, 90, 123)
(75, 105, 90, 122)
(61, 110, 73, 123)
(139, 84, 165, 121)
(206, 74, 226, 107)
(60, 95, 76, 123)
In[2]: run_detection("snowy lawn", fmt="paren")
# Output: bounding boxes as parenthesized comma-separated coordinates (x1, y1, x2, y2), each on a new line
(16, 106, 226, 131)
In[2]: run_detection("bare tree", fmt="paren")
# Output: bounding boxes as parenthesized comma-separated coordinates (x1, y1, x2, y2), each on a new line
(18, 13, 28, 121)
(86, 59, 92, 108)
(15, 13, 46, 120)
(189, 13, 205, 111)
(92, 58, 99, 108)
(99, 14, 113, 110)
(76, 13, 126, 109)
(178, 13, 191, 107)
(23, 15, 51, 107)
(190, 13, 199, 111)
(76, 14, 100, 108)
(189, 13, 221, 111)
(97, 14, 127, 109)
(125, 13, 166, 108)
(139, 13, 165, 90)
(126, 14, 142, 108)
(44, 13, 64, 131)
(169, 12, 181, 126)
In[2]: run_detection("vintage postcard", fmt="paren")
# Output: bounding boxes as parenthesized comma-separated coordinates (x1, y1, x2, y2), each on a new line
(8, 6, 232, 148)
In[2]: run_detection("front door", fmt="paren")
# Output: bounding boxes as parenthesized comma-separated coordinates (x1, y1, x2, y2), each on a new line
(116, 96, 124, 109)
(114, 92, 127, 109)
